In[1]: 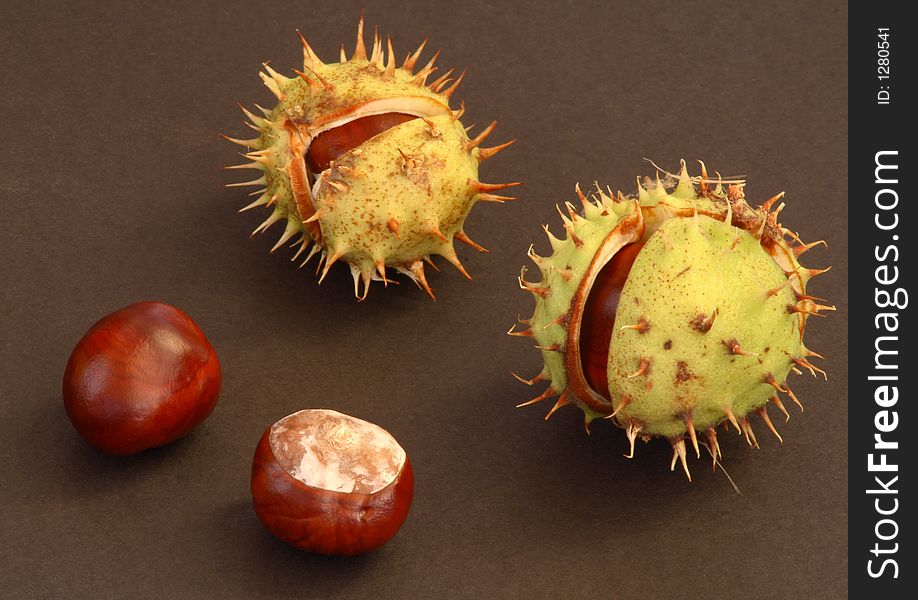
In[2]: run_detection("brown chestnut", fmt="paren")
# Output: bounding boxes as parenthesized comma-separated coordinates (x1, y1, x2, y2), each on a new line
(63, 301, 221, 455)
(251, 409, 414, 556)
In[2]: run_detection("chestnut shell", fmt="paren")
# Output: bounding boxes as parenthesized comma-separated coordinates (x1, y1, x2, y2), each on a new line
(250, 426, 414, 556)
(62, 301, 221, 455)
(305, 112, 417, 173)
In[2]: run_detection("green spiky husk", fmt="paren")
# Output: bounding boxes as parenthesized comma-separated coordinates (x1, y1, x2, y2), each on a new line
(515, 162, 831, 473)
(226, 19, 515, 299)
(608, 214, 800, 438)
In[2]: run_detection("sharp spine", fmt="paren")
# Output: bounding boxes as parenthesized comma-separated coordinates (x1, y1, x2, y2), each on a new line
(545, 393, 571, 420)
(683, 412, 700, 458)
(455, 230, 489, 252)
(510, 370, 544, 386)
(740, 416, 759, 448)
(466, 121, 497, 150)
(352, 13, 367, 61)
(470, 179, 523, 193)
(670, 437, 691, 481)
(705, 427, 721, 470)
(270, 221, 299, 252)
(516, 385, 556, 408)
(756, 406, 783, 444)
(624, 422, 642, 458)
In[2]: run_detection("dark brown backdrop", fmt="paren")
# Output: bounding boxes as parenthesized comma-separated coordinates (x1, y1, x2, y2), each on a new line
(0, 1, 848, 598)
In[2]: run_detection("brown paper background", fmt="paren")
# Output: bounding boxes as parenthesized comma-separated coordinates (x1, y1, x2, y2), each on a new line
(0, 1, 848, 598)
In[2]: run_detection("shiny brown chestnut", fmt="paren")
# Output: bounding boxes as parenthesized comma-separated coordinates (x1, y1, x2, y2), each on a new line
(579, 242, 644, 400)
(305, 112, 417, 173)
(62, 301, 221, 455)
(251, 409, 414, 556)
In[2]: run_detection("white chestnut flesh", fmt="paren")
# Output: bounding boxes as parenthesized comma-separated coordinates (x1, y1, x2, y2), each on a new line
(251, 409, 414, 555)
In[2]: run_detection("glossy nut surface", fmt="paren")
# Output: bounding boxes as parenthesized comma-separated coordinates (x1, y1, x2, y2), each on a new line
(305, 112, 417, 173)
(62, 301, 221, 455)
(579, 242, 644, 400)
(251, 409, 414, 556)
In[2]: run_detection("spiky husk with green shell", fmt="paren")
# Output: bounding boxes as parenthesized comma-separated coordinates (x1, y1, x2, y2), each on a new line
(225, 16, 517, 300)
(511, 161, 833, 480)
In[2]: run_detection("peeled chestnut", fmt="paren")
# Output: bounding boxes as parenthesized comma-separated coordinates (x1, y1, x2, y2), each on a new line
(251, 409, 414, 556)
(63, 301, 221, 455)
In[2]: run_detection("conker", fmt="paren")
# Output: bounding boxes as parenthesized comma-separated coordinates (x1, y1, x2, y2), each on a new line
(305, 112, 417, 173)
(579, 242, 643, 400)
(62, 301, 221, 455)
(251, 409, 414, 556)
